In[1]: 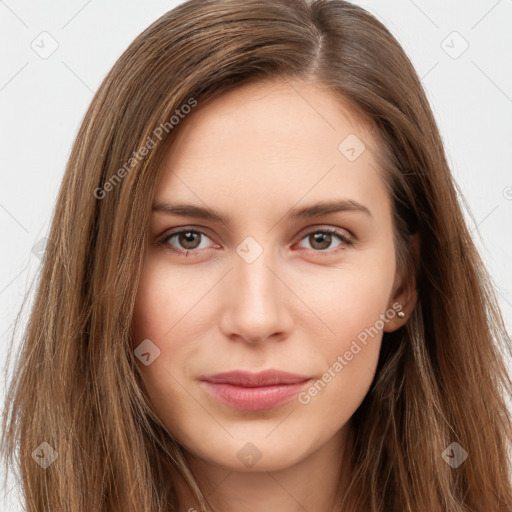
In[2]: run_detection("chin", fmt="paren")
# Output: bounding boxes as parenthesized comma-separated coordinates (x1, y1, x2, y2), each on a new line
(186, 435, 313, 473)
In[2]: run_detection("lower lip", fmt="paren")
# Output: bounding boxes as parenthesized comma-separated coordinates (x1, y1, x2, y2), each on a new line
(200, 380, 310, 411)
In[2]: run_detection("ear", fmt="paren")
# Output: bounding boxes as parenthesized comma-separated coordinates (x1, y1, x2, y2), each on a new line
(383, 233, 419, 332)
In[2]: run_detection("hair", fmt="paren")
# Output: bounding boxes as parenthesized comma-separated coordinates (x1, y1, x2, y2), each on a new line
(2, 0, 511, 510)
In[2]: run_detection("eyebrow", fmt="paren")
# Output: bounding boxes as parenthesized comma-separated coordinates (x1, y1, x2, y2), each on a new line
(152, 198, 372, 224)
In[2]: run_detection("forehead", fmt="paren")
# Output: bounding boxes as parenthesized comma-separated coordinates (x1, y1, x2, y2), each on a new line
(164, 79, 376, 159)
(154, 79, 389, 221)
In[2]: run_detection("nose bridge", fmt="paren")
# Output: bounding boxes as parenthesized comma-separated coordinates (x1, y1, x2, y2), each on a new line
(236, 253, 276, 311)
(219, 239, 291, 343)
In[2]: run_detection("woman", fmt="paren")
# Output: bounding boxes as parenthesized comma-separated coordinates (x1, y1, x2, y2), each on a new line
(2, 0, 511, 510)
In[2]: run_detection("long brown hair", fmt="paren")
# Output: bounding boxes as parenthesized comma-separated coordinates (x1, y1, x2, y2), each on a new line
(2, 0, 511, 510)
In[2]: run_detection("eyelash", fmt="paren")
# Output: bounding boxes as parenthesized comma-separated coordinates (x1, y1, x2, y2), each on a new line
(156, 227, 355, 257)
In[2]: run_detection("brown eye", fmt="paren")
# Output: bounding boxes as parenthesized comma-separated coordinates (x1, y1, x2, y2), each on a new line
(308, 232, 333, 250)
(297, 228, 354, 253)
(177, 231, 202, 250)
(159, 229, 216, 255)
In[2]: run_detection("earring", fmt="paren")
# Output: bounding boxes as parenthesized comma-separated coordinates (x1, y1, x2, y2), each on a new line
(397, 310, 406, 318)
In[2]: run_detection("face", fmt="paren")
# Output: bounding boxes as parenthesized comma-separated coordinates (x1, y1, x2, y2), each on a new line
(131, 78, 407, 473)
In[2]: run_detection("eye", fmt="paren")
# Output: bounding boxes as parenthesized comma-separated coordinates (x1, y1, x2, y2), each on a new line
(156, 226, 355, 257)
(296, 227, 354, 254)
(157, 228, 218, 256)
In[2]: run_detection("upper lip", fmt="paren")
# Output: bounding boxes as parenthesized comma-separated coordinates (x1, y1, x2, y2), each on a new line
(199, 369, 312, 387)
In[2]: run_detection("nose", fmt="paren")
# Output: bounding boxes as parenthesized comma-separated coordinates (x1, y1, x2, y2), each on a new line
(218, 252, 293, 345)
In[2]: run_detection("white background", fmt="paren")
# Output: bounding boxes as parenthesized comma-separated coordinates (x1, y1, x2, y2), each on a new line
(1, 0, 512, 509)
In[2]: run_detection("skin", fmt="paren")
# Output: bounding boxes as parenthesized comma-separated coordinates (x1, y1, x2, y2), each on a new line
(131, 78, 417, 512)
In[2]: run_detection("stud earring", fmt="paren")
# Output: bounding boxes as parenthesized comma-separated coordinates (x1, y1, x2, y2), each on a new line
(397, 310, 406, 318)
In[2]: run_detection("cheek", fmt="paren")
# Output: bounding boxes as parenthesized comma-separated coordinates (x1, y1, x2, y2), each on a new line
(293, 246, 395, 418)
(132, 257, 209, 342)
(295, 300, 389, 439)
(291, 240, 396, 343)
(130, 260, 211, 434)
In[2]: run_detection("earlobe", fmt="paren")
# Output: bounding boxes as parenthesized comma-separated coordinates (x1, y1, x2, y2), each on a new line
(383, 233, 419, 332)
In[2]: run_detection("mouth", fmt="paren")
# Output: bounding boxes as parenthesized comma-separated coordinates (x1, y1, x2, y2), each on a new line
(198, 369, 312, 411)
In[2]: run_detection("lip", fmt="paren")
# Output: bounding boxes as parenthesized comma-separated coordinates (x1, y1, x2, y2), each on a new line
(198, 369, 312, 411)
